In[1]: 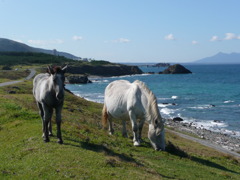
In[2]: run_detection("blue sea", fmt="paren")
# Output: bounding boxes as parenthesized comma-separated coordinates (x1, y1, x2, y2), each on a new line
(66, 64, 240, 137)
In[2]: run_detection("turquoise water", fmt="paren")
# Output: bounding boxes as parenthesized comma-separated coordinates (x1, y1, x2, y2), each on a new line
(66, 64, 240, 137)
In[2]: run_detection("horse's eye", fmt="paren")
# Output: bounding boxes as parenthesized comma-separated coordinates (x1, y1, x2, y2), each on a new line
(155, 120, 158, 125)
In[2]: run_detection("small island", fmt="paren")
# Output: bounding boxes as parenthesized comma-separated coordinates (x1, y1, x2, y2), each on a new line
(160, 64, 192, 74)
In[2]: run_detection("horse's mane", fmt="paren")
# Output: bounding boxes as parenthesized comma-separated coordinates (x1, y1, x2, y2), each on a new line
(133, 80, 162, 123)
(47, 66, 63, 74)
(53, 66, 62, 73)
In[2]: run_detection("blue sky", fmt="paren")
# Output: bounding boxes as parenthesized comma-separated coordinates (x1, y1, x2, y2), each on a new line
(1, 0, 240, 63)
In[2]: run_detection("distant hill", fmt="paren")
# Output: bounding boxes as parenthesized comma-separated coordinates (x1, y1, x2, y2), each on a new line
(0, 38, 80, 60)
(193, 52, 240, 64)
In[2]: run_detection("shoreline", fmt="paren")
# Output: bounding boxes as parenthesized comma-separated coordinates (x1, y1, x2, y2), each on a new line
(166, 119, 240, 154)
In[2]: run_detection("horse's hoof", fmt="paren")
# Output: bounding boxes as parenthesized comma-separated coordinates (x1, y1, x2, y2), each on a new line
(57, 140, 63, 144)
(122, 133, 128, 138)
(133, 141, 140, 146)
(44, 139, 50, 143)
(49, 133, 54, 137)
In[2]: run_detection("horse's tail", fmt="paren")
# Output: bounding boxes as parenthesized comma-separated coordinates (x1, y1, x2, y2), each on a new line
(102, 104, 108, 129)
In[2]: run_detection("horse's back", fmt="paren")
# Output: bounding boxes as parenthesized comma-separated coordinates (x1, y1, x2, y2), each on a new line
(105, 80, 131, 97)
(104, 80, 143, 118)
(104, 80, 131, 111)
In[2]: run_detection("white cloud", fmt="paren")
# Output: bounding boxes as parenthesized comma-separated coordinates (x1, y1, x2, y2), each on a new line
(210, 36, 219, 41)
(164, 34, 175, 40)
(72, 35, 83, 41)
(192, 40, 198, 45)
(210, 33, 240, 41)
(224, 33, 239, 40)
(28, 39, 64, 46)
(210, 35, 220, 42)
(113, 38, 130, 43)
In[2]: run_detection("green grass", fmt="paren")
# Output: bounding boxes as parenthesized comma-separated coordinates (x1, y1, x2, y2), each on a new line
(0, 75, 240, 179)
(0, 69, 29, 83)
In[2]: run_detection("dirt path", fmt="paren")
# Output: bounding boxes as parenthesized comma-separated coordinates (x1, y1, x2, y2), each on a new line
(166, 129, 240, 159)
(0, 69, 36, 87)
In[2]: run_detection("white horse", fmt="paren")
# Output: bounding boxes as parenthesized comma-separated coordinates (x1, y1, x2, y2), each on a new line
(33, 65, 67, 144)
(102, 80, 165, 150)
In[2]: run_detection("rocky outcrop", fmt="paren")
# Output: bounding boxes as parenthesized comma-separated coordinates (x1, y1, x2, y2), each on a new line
(67, 64, 143, 76)
(66, 75, 92, 84)
(173, 117, 184, 122)
(162, 64, 192, 74)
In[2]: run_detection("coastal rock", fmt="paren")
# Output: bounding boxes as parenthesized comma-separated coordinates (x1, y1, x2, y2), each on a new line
(162, 64, 192, 74)
(173, 117, 184, 122)
(8, 90, 16, 94)
(2, 66, 12, 70)
(66, 75, 92, 84)
(67, 65, 143, 76)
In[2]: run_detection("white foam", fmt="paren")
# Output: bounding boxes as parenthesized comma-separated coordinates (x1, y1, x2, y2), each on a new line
(160, 108, 175, 116)
(189, 105, 212, 110)
(180, 118, 235, 134)
(91, 79, 109, 83)
(158, 103, 172, 108)
(210, 121, 228, 127)
(224, 100, 234, 103)
(109, 74, 150, 78)
(157, 97, 172, 101)
(171, 96, 178, 99)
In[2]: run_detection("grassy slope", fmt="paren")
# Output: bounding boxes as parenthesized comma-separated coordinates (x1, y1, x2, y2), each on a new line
(0, 69, 29, 83)
(0, 70, 240, 179)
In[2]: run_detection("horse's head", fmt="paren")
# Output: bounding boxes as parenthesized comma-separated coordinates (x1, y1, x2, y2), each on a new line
(47, 65, 67, 101)
(148, 118, 165, 151)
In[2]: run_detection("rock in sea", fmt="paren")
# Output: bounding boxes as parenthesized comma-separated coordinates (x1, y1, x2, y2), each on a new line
(162, 64, 192, 74)
(173, 117, 184, 122)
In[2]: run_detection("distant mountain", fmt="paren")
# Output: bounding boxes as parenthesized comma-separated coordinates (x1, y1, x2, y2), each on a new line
(0, 38, 80, 60)
(193, 52, 240, 64)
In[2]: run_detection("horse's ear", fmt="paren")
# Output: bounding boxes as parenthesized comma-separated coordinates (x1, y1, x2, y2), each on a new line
(47, 66, 54, 74)
(62, 64, 68, 73)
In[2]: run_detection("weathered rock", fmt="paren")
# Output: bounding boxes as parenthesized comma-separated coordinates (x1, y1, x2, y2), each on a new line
(2, 66, 12, 70)
(66, 75, 92, 84)
(162, 64, 192, 74)
(8, 90, 16, 94)
(12, 86, 20, 90)
(173, 117, 184, 122)
(67, 64, 143, 76)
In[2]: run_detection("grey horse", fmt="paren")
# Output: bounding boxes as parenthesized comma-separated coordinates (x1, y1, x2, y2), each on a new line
(33, 65, 67, 144)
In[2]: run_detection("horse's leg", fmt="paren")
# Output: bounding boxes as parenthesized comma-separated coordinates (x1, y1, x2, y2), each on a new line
(129, 110, 140, 146)
(122, 120, 128, 138)
(138, 118, 145, 142)
(42, 104, 52, 143)
(48, 110, 53, 136)
(37, 102, 45, 138)
(55, 105, 63, 144)
(108, 116, 114, 135)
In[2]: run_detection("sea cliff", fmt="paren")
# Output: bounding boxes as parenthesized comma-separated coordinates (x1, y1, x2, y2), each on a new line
(67, 64, 143, 77)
